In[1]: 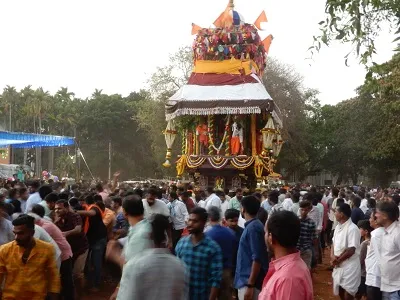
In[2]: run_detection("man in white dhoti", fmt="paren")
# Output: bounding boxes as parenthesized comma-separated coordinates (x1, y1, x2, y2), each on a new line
(331, 203, 361, 300)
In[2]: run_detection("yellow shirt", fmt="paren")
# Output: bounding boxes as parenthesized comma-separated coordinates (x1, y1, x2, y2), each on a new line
(0, 239, 61, 300)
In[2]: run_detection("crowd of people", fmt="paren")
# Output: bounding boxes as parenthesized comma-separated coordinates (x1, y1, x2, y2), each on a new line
(0, 179, 399, 300)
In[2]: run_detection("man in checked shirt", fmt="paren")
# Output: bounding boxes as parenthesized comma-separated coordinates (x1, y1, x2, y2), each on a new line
(176, 207, 223, 300)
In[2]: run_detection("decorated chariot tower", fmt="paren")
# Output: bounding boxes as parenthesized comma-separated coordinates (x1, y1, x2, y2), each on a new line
(163, 0, 283, 190)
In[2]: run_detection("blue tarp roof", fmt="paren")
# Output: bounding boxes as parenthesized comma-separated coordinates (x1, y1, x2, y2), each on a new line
(0, 131, 74, 148)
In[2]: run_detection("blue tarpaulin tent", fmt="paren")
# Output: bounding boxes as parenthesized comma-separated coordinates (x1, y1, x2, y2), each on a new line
(0, 131, 74, 148)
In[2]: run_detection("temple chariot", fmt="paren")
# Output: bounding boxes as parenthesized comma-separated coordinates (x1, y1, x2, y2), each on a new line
(163, 0, 283, 190)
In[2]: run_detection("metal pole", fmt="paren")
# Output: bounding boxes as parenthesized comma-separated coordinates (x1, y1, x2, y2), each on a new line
(108, 140, 112, 181)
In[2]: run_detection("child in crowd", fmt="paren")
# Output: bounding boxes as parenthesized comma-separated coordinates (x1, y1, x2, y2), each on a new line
(356, 219, 372, 300)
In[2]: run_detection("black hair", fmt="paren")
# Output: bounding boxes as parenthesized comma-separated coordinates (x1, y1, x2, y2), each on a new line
(190, 207, 208, 223)
(332, 187, 339, 198)
(299, 200, 312, 209)
(96, 201, 105, 212)
(393, 194, 400, 206)
(225, 208, 240, 220)
(133, 189, 143, 198)
(9, 188, 18, 199)
(236, 188, 243, 193)
(95, 183, 103, 192)
(368, 198, 376, 209)
(292, 192, 300, 203)
(151, 214, 170, 246)
(241, 195, 261, 216)
(31, 204, 45, 218)
(207, 187, 214, 194)
(169, 192, 179, 200)
(18, 187, 28, 195)
(358, 190, 366, 199)
(352, 196, 361, 208)
(56, 200, 69, 208)
(267, 211, 300, 248)
(377, 201, 399, 222)
(112, 197, 123, 207)
(337, 203, 352, 218)
(358, 219, 372, 235)
(257, 207, 268, 225)
(336, 198, 345, 206)
(268, 190, 279, 204)
(38, 185, 53, 200)
(147, 188, 158, 197)
(68, 197, 79, 207)
(122, 195, 144, 217)
(45, 192, 59, 203)
(207, 206, 221, 222)
(12, 214, 35, 229)
(85, 193, 95, 205)
(59, 192, 69, 201)
(182, 191, 191, 198)
(93, 194, 103, 203)
(28, 180, 40, 190)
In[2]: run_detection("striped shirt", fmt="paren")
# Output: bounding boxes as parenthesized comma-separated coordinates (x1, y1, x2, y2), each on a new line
(297, 217, 317, 252)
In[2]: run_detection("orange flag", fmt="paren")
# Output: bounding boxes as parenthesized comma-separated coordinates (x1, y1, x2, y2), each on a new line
(262, 35, 273, 54)
(213, 4, 233, 28)
(191, 23, 202, 35)
(254, 11, 268, 30)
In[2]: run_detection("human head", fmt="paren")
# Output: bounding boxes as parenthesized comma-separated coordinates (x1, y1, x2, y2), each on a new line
(111, 197, 123, 210)
(146, 188, 158, 206)
(181, 191, 191, 203)
(292, 192, 300, 204)
(12, 214, 35, 247)
(151, 214, 170, 247)
(376, 201, 399, 228)
(54, 200, 69, 217)
(207, 206, 221, 223)
(332, 187, 339, 198)
(266, 211, 300, 256)
(268, 190, 280, 205)
(241, 195, 260, 219)
(52, 182, 62, 193)
(335, 203, 351, 223)
(225, 209, 240, 230)
(122, 195, 144, 218)
(95, 183, 104, 193)
(187, 207, 208, 235)
(369, 209, 380, 229)
(59, 192, 69, 201)
(352, 196, 361, 208)
(8, 188, 18, 200)
(236, 188, 243, 200)
(206, 187, 214, 197)
(299, 200, 312, 219)
(38, 185, 53, 201)
(45, 192, 59, 210)
(168, 192, 179, 203)
(28, 180, 40, 194)
(31, 204, 45, 218)
(367, 198, 376, 209)
(18, 187, 29, 201)
(85, 193, 95, 205)
(358, 219, 372, 239)
(336, 198, 345, 207)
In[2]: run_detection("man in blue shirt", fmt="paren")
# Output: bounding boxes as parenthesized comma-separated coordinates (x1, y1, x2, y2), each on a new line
(176, 207, 223, 300)
(234, 195, 268, 300)
(206, 206, 236, 300)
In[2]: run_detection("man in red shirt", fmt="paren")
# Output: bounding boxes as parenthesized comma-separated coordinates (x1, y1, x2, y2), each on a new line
(259, 211, 313, 300)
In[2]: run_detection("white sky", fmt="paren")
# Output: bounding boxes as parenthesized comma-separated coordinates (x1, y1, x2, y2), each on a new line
(0, 0, 394, 105)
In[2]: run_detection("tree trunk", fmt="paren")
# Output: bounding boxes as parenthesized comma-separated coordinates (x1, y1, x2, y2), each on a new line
(48, 147, 54, 171)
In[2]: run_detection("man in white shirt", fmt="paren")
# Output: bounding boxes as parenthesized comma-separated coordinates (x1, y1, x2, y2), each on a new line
(167, 192, 189, 250)
(375, 201, 400, 299)
(331, 203, 361, 299)
(365, 209, 384, 299)
(205, 187, 221, 210)
(25, 180, 42, 213)
(142, 188, 172, 249)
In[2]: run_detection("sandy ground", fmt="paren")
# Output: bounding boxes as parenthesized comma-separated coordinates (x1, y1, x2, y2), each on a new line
(82, 253, 337, 300)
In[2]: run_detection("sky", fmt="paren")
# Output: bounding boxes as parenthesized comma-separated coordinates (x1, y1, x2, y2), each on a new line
(0, 0, 394, 105)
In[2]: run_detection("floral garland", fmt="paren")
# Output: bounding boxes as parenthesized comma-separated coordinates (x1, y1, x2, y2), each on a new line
(208, 115, 231, 154)
(193, 24, 266, 73)
(208, 157, 230, 169)
(230, 155, 255, 170)
(187, 155, 207, 168)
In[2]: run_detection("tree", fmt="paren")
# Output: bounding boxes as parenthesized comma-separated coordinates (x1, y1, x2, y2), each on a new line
(313, 0, 400, 65)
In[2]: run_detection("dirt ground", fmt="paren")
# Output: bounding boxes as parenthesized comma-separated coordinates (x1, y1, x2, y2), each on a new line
(82, 254, 337, 300)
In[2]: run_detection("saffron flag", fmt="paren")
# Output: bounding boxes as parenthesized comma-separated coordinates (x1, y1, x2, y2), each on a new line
(213, 4, 233, 28)
(254, 11, 268, 30)
(262, 35, 273, 54)
(191, 23, 202, 35)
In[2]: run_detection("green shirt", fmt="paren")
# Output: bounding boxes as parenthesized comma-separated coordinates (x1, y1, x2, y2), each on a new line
(229, 196, 241, 211)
